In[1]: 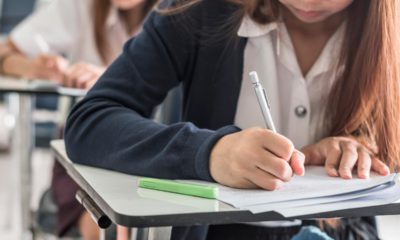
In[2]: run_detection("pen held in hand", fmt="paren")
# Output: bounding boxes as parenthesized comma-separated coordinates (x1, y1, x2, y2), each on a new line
(34, 34, 50, 54)
(249, 71, 277, 132)
(249, 71, 305, 176)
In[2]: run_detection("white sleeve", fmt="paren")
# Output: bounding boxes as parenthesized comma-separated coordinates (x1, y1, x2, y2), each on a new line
(10, 0, 85, 57)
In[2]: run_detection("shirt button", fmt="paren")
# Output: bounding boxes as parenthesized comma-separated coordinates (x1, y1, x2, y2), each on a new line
(295, 105, 307, 118)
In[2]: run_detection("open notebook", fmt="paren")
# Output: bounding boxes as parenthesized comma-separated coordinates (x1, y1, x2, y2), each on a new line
(184, 166, 400, 217)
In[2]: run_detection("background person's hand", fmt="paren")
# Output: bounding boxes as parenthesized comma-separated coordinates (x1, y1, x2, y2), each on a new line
(63, 62, 105, 89)
(26, 54, 69, 82)
(301, 136, 390, 179)
(209, 127, 305, 191)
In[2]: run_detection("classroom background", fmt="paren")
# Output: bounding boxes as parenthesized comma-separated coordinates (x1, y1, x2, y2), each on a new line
(0, 0, 400, 239)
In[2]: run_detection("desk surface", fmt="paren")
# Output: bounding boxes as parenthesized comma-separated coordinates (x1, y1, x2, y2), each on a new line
(0, 76, 86, 97)
(51, 140, 400, 228)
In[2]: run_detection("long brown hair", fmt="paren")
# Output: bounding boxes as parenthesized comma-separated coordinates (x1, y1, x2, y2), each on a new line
(160, 0, 400, 171)
(92, 0, 158, 64)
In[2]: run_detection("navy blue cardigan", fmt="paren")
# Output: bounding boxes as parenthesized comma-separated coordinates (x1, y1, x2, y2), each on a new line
(65, 0, 248, 181)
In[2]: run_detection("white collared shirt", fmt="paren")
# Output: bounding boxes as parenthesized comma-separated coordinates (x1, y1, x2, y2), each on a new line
(235, 16, 345, 228)
(10, 0, 131, 65)
(235, 16, 344, 148)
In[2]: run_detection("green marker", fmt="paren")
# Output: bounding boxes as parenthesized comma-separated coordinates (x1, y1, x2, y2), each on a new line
(138, 178, 218, 199)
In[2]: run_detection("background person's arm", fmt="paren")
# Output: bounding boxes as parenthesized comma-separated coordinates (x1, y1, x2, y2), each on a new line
(0, 38, 68, 81)
(63, 62, 106, 89)
(0, 0, 82, 80)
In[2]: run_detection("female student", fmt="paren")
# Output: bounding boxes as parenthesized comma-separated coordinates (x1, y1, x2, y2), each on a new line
(0, 0, 157, 238)
(65, 0, 399, 239)
(0, 0, 157, 89)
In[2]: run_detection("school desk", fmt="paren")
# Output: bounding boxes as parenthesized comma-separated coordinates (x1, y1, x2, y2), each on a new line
(51, 139, 400, 240)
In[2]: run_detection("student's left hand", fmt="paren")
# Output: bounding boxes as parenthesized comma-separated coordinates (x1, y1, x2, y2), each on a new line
(301, 136, 390, 179)
(63, 62, 105, 89)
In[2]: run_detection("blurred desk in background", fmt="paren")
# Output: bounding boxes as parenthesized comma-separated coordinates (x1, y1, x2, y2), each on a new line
(0, 76, 85, 240)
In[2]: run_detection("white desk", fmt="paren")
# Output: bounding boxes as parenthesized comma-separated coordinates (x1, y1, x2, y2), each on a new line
(0, 76, 86, 96)
(0, 76, 86, 240)
(50, 139, 400, 240)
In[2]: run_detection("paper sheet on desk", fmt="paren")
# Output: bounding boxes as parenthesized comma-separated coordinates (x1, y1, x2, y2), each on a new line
(248, 182, 400, 213)
(276, 177, 400, 217)
(217, 166, 396, 208)
(247, 182, 394, 213)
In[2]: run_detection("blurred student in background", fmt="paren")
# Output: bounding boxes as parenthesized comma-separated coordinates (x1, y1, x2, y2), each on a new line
(0, 0, 157, 239)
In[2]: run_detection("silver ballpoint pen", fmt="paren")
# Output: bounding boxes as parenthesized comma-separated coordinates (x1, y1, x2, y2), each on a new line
(249, 71, 277, 132)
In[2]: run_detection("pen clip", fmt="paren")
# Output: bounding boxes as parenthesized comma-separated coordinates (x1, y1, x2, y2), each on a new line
(262, 88, 272, 109)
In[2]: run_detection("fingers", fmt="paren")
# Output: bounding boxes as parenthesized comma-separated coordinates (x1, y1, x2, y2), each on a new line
(29, 55, 68, 82)
(338, 142, 358, 179)
(209, 128, 297, 190)
(371, 158, 390, 176)
(78, 72, 95, 89)
(63, 63, 104, 88)
(290, 150, 305, 176)
(251, 128, 304, 178)
(34, 54, 68, 82)
(39, 54, 68, 71)
(247, 167, 284, 191)
(74, 71, 96, 89)
(256, 150, 293, 182)
(84, 79, 97, 90)
(254, 128, 294, 160)
(357, 148, 372, 179)
(324, 142, 341, 177)
(321, 138, 389, 179)
(64, 64, 86, 88)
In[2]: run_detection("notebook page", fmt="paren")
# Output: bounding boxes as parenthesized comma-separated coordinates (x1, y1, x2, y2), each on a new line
(215, 166, 396, 207)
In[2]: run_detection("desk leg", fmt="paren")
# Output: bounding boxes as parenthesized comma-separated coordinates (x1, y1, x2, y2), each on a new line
(136, 227, 172, 240)
(136, 228, 149, 240)
(10, 93, 34, 240)
(100, 229, 106, 240)
(148, 227, 172, 240)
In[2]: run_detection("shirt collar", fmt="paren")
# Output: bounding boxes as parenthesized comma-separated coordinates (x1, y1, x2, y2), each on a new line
(237, 15, 346, 81)
(237, 16, 279, 37)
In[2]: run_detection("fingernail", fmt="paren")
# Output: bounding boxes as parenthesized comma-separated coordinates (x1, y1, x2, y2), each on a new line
(359, 172, 369, 179)
(329, 169, 339, 177)
(381, 167, 390, 175)
(343, 171, 352, 179)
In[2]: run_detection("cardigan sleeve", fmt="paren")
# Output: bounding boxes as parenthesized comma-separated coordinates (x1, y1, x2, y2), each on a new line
(64, 5, 240, 181)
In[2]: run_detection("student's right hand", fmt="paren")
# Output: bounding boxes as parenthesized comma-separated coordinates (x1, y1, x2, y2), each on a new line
(26, 54, 68, 82)
(62, 62, 105, 89)
(209, 127, 305, 190)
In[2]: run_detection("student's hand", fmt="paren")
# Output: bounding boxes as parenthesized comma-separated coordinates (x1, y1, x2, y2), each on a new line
(63, 62, 105, 89)
(209, 127, 305, 191)
(26, 54, 69, 82)
(301, 136, 390, 179)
